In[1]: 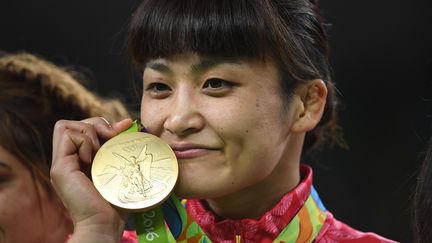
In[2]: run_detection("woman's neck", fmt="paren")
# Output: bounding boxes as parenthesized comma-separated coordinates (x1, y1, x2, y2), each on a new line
(205, 156, 301, 220)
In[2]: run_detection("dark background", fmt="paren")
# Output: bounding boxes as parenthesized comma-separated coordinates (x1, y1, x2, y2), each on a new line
(1, 1, 431, 242)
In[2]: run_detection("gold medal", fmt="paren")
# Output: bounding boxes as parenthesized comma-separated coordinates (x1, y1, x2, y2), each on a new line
(91, 132, 178, 211)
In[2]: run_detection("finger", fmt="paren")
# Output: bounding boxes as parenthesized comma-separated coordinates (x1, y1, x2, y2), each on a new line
(98, 116, 112, 127)
(51, 129, 104, 216)
(50, 132, 92, 197)
(53, 120, 101, 157)
(52, 118, 133, 166)
(53, 129, 95, 168)
(81, 117, 122, 142)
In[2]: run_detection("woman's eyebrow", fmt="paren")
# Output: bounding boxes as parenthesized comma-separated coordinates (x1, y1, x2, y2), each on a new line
(191, 58, 240, 75)
(145, 57, 240, 76)
(146, 62, 173, 75)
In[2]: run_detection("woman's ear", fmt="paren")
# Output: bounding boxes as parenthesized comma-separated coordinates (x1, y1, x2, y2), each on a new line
(291, 79, 327, 133)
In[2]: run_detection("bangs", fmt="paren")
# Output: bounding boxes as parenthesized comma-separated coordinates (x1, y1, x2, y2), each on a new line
(128, 0, 273, 68)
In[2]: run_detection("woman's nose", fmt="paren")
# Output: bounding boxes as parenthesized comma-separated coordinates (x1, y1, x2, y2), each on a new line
(163, 94, 205, 137)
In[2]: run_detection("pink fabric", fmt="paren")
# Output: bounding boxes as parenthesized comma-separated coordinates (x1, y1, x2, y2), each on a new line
(187, 165, 396, 243)
(186, 166, 312, 242)
(122, 230, 138, 243)
(315, 212, 395, 243)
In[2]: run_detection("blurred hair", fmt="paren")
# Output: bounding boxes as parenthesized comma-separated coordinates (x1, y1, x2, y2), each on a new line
(0, 52, 130, 190)
(413, 137, 432, 243)
(128, 0, 340, 151)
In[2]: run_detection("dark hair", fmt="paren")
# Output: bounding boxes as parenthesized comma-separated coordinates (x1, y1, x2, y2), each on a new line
(128, 0, 337, 150)
(413, 137, 432, 243)
(0, 53, 130, 190)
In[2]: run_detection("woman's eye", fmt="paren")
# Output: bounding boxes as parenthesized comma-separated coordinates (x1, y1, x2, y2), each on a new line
(147, 83, 171, 92)
(203, 78, 234, 89)
(0, 173, 13, 185)
(145, 82, 172, 98)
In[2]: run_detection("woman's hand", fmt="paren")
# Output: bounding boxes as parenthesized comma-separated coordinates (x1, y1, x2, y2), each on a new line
(51, 117, 132, 243)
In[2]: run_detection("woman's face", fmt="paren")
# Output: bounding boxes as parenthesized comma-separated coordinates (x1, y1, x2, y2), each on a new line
(0, 146, 70, 243)
(141, 53, 299, 199)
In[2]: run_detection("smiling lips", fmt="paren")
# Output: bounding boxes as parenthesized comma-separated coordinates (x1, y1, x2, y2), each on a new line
(170, 143, 218, 159)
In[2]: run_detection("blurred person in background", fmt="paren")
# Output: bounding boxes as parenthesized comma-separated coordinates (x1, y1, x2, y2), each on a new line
(413, 136, 432, 243)
(0, 52, 132, 243)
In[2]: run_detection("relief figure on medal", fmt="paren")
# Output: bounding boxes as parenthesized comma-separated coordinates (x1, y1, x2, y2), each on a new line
(97, 141, 174, 203)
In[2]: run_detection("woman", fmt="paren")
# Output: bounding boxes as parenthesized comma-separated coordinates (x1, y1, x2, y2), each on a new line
(0, 52, 131, 243)
(51, 0, 395, 242)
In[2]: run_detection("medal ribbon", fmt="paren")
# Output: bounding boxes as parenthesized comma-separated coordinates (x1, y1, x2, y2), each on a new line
(134, 207, 174, 243)
(119, 122, 175, 243)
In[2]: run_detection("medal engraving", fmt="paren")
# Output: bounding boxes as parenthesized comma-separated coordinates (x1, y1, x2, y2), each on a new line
(92, 132, 178, 211)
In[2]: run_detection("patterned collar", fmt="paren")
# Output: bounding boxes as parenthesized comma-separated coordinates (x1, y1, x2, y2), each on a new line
(186, 165, 314, 242)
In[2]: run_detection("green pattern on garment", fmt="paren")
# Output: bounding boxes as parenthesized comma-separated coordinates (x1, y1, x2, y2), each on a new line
(166, 194, 326, 243)
(276, 214, 300, 242)
(168, 194, 211, 242)
(273, 195, 326, 243)
(170, 194, 188, 231)
(304, 195, 324, 241)
(186, 222, 201, 238)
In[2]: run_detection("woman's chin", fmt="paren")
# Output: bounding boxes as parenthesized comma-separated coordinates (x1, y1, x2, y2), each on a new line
(173, 181, 222, 200)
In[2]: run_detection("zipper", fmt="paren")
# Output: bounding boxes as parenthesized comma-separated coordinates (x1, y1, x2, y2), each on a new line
(235, 221, 242, 243)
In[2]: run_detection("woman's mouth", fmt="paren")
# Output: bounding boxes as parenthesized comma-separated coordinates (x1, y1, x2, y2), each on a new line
(173, 148, 210, 159)
(170, 143, 218, 159)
